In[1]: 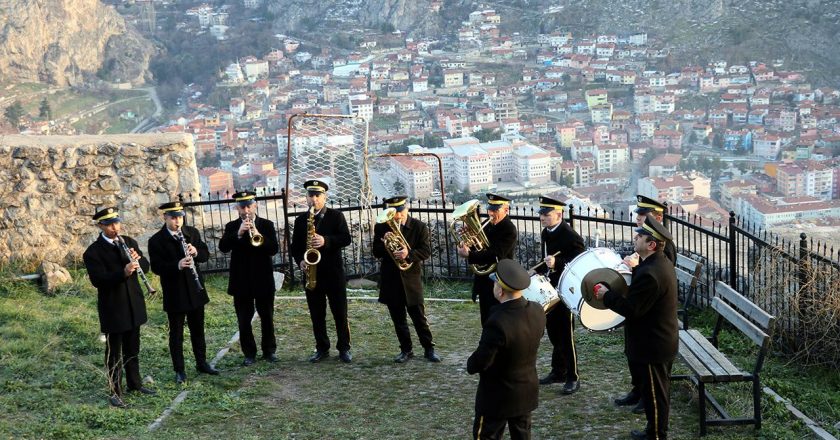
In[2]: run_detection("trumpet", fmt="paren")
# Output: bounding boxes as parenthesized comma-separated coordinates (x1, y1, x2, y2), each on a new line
(243, 213, 264, 247)
(115, 235, 156, 296)
(451, 199, 495, 275)
(376, 207, 413, 271)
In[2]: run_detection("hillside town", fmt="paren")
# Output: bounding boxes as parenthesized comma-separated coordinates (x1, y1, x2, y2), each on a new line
(18, 3, 840, 231)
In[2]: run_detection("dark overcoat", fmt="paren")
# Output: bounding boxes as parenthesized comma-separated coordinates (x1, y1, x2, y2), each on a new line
(468, 216, 517, 296)
(147, 225, 210, 314)
(467, 297, 545, 418)
(604, 251, 679, 364)
(536, 220, 585, 286)
(371, 216, 431, 306)
(218, 216, 279, 297)
(290, 207, 351, 291)
(83, 234, 149, 334)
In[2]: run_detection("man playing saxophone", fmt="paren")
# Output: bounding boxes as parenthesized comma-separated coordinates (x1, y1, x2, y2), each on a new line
(219, 190, 280, 366)
(372, 196, 440, 363)
(456, 194, 518, 326)
(291, 180, 353, 363)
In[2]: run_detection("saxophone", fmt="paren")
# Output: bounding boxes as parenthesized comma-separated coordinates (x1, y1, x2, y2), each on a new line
(303, 207, 321, 289)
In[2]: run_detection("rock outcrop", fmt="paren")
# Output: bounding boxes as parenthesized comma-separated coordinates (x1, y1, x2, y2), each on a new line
(0, 0, 154, 86)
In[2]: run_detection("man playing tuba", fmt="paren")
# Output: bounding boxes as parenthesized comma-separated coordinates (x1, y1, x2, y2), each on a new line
(372, 196, 440, 364)
(456, 193, 518, 326)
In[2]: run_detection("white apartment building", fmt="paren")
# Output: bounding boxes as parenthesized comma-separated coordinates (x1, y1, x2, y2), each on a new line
(776, 161, 834, 201)
(737, 195, 840, 228)
(451, 144, 492, 193)
(513, 143, 551, 186)
(638, 173, 710, 203)
(482, 140, 515, 183)
(753, 134, 782, 160)
(595, 143, 629, 173)
(242, 57, 269, 82)
(348, 98, 374, 121)
(391, 156, 435, 199)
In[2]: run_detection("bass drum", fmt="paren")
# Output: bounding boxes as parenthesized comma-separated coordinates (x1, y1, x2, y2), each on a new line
(521, 274, 561, 312)
(556, 248, 631, 331)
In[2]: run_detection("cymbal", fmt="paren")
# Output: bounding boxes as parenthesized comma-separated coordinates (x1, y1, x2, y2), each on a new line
(581, 268, 628, 310)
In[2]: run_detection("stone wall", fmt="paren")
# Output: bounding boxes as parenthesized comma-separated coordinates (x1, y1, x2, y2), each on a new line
(0, 134, 200, 265)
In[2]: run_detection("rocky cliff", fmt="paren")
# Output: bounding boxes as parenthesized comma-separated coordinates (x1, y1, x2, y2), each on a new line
(0, 0, 154, 86)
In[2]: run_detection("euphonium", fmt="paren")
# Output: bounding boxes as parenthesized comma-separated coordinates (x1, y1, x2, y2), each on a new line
(450, 199, 495, 275)
(303, 207, 321, 289)
(246, 213, 264, 247)
(376, 207, 413, 271)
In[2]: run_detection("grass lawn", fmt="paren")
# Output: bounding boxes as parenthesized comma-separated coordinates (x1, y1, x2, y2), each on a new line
(0, 268, 828, 439)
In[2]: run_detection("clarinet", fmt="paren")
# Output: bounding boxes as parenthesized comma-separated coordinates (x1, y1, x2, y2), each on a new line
(116, 235, 157, 296)
(176, 228, 204, 292)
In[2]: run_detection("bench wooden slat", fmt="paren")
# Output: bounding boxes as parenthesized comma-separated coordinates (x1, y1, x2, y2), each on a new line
(679, 330, 729, 379)
(685, 329, 744, 381)
(712, 297, 771, 349)
(675, 267, 694, 286)
(714, 281, 775, 331)
(678, 338, 714, 381)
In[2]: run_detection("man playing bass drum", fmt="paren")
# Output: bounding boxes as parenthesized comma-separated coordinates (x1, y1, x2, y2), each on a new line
(533, 196, 585, 395)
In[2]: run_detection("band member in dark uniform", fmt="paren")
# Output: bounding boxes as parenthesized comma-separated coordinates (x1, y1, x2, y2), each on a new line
(83, 207, 156, 408)
(291, 180, 353, 363)
(372, 196, 440, 363)
(533, 196, 585, 394)
(219, 191, 280, 366)
(594, 217, 679, 440)
(148, 201, 219, 384)
(619, 195, 677, 414)
(468, 259, 545, 440)
(456, 193, 518, 326)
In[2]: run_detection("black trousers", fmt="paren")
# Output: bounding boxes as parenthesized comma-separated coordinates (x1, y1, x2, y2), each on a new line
(386, 299, 434, 353)
(473, 413, 532, 440)
(629, 360, 673, 440)
(476, 276, 499, 326)
(233, 295, 276, 358)
(104, 327, 142, 396)
(167, 307, 207, 373)
(305, 286, 351, 352)
(545, 303, 579, 381)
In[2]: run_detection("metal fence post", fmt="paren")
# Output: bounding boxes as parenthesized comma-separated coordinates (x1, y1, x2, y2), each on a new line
(728, 211, 737, 290)
(281, 187, 294, 285)
(797, 233, 811, 350)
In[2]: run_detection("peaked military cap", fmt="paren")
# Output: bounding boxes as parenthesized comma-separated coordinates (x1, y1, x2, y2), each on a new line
(232, 190, 256, 206)
(634, 194, 666, 214)
(159, 201, 185, 217)
(635, 216, 673, 243)
(490, 259, 531, 292)
(93, 207, 121, 225)
(384, 195, 408, 211)
(303, 179, 329, 194)
(486, 193, 511, 211)
(538, 196, 566, 215)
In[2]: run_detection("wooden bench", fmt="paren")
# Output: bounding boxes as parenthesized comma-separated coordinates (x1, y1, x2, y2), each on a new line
(675, 254, 703, 330)
(673, 281, 776, 436)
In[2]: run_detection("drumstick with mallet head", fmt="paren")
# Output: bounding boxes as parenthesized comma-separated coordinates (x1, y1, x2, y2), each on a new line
(528, 250, 563, 273)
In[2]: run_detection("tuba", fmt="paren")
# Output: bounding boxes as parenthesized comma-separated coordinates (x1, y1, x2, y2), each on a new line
(376, 207, 413, 271)
(303, 207, 321, 289)
(450, 199, 495, 275)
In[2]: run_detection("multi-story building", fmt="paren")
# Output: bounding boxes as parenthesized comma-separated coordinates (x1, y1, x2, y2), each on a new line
(348, 98, 374, 121)
(391, 156, 434, 199)
(648, 153, 682, 177)
(513, 143, 551, 186)
(482, 140, 514, 183)
(638, 173, 710, 203)
(776, 161, 834, 201)
(737, 195, 840, 228)
(198, 168, 234, 194)
(753, 133, 782, 160)
(595, 143, 629, 173)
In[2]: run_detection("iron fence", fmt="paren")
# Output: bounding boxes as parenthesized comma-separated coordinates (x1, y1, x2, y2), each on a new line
(179, 190, 840, 362)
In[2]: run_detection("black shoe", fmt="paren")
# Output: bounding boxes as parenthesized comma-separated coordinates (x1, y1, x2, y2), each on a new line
(561, 380, 580, 395)
(539, 371, 563, 385)
(614, 391, 640, 406)
(263, 353, 279, 363)
(630, 429, 649, 439)
(129, 386, 157, 395)
(109, 394, 126, 408)
(632, 400, 645, 414)
(424, 348, 441, 363)
(394, 351, 414, 363)
(175, 371, 187, 384)
(339, 350, 352, 363)
(308, 351, 329, 363)
(242, 357, 256, 367)
(196, 363, 220, 375)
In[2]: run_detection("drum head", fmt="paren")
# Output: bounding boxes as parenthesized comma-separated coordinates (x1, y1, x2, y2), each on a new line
(581, 268, 628, 310)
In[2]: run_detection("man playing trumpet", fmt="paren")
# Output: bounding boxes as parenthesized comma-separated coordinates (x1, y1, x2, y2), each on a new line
(372, 196, 440, 363)
(219, 190, 280, 366)
(291, 180, 353, 363)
